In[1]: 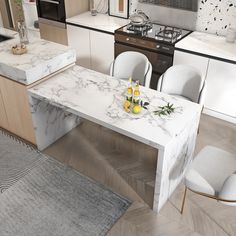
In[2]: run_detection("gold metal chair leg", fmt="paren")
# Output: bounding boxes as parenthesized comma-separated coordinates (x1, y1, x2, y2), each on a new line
(181, 187, 187, 214)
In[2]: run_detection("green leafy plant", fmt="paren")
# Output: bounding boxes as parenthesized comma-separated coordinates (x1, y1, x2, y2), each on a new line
(140, 100, 149, 110)
(153, 103, 175, 116)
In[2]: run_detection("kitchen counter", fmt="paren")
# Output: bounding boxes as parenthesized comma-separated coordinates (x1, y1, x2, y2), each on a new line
(175, 31, 236, 64)
(28, 65, 201, 212)
(0, 28, 76, 85)
(66, 11, 129, 34)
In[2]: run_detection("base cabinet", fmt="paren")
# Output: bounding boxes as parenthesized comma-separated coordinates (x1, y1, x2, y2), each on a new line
(173, 50, 209, 79)
(67, 25, 114, 74)
(205, 60, 236, 117)
(67, 25, 91, 69)
(90, 30, 114, 74)
(39, 22, 68, 46)
(0, 76, 36, 144)
(0, 87, 8, 129)
(173, 50, 236, 121)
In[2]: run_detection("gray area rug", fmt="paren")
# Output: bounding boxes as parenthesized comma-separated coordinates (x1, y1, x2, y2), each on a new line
(0, 130, 131, 236)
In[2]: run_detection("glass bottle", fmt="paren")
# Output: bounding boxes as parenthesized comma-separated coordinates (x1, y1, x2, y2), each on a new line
(126, 77, 133, 102)
(133, 80, 140, 104)
(17, 21, 29, 44)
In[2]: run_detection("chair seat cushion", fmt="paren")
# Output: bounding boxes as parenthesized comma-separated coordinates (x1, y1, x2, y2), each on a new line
(185, 146, 236, 197)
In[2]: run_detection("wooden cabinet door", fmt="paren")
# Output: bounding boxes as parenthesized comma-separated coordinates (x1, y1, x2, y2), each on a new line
(0, 76, 36, 144)
(39, 22, 68, 46)
(90, 30, 114, 74)
(67, 25, 91, 69)
(0, 77, 9, 129)
(205, 59, 236, 117)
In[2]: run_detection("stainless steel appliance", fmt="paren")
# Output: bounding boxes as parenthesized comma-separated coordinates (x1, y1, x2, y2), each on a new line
(115, 23, 191, 89)
(36, 0, 66, 27)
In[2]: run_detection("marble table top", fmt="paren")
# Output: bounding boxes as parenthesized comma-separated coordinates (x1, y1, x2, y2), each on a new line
(28, 65, 202, 149)
(0, 28, 76, 85)
(175, 31, 236, 63)
(66, 12, 129, 34)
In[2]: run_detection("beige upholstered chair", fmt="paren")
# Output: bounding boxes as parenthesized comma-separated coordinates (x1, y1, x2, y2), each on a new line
(181, 146, 236, 214)
(110, 51, 152, 88)
(157, 65, 207, 106)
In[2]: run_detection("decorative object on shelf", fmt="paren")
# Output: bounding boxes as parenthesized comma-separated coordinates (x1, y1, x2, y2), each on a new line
(93, 0, 108, 14)
(90, 0, 98, 16)
(17, 21, 29, 44)
(15, 0, 29, 44)
(12, 44, 27, 55)
(109, 0, 129, 19)
(153, 103, 175, 116)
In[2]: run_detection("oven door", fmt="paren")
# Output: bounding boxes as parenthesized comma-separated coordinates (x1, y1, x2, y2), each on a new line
(115, 42, 173, 89)
(37, 0, 65, 22)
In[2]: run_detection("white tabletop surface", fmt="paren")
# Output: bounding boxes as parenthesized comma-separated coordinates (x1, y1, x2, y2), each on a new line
(175, 31, 236, 63)
(29, 65, 202, 149)
(0, 27, 76, 85)
(66, 12, 129, 33)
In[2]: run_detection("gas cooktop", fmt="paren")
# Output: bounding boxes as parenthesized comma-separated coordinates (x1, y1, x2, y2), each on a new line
(116, 23, 192, 44)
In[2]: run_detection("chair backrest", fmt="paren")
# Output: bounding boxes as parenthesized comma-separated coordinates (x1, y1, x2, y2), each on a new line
(110, 51, 152, 87)
(157, 65, 204, 103)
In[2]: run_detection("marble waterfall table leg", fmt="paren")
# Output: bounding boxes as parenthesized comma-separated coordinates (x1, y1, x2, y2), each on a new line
(29, 96, 80, 151)
(153, 114, 200, 213)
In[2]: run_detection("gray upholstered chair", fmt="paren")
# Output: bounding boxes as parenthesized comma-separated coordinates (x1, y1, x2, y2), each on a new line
(157, 65, 207, 106)
(181, 146, 236, 214)
(110, 51, 152, 88)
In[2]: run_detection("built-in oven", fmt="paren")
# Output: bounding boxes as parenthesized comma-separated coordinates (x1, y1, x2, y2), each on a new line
(36, 0, 66, 24)
(115, 34, 174, 89)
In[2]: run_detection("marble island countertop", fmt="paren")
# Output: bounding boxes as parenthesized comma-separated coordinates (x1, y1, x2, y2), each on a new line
(175, 31, 236, 63)
(0, 28, 76, 85)
(66, 11, 129, 34)
(28, 65, 202, 149)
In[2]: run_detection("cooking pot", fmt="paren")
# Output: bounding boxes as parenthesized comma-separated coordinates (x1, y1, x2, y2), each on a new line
(129, 10, 150, 26)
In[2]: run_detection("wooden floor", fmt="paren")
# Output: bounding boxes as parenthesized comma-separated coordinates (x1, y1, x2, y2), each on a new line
(44, 114, 236, 236)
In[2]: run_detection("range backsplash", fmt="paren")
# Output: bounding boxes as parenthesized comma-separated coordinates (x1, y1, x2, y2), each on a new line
(138, 0, 198, 12)
(94, 0, 236, 36)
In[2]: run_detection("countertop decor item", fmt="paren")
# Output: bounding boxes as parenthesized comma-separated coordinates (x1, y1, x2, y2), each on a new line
(109, 0, 129, 19)
(12, 44, 27, 55)
(153, 103, 175, 116)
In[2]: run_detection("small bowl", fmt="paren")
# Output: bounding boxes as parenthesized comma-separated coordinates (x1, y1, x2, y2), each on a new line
(12, 44, 27, 55)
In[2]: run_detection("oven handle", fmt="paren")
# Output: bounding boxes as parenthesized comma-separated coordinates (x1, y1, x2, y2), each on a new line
(40, 0, 60, 4)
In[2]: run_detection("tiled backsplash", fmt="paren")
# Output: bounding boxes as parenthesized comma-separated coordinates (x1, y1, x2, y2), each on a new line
(94, 0, 236, 36)
(196, 0, 236, 35)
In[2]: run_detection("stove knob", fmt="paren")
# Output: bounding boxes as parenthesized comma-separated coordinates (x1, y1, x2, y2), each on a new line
(156, 45, 160, 49)
(126, 38, 130, 41)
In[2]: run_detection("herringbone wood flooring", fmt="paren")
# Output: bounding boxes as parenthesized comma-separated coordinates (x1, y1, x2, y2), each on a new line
(44, 114, 236, 236)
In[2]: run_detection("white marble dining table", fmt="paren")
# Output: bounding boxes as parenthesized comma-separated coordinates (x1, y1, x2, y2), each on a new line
(28, 65, 202, 213)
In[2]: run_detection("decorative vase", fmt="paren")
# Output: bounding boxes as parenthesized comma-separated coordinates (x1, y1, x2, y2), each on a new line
(17, 21, 29, 44)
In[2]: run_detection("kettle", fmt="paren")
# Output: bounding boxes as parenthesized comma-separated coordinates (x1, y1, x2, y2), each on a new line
(129, 10, 150, 26)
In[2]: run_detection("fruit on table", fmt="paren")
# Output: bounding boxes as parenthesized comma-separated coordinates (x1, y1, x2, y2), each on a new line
(123, 100, 131, 113)
(132, 105, 141, 114)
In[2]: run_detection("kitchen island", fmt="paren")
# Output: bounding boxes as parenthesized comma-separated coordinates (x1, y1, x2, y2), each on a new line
(28, 65, 202, 212)
(0, 27, 77, 143)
